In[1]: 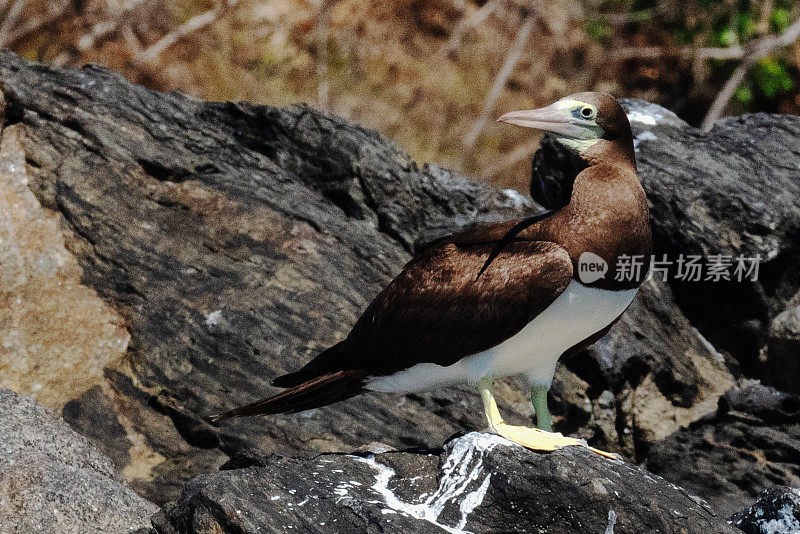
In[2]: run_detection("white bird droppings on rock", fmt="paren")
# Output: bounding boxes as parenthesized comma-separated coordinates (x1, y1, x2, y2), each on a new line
(205, 310, 223, 327)
(353, 432, 505, 534)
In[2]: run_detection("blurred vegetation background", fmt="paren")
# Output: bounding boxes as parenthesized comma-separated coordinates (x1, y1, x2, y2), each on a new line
(3, 0, 799, 189)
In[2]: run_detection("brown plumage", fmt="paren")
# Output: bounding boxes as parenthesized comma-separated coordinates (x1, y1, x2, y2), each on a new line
(213, 92, 651, 424)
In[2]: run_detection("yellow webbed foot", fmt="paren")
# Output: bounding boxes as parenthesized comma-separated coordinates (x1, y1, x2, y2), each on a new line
(492, 422, 621, 460)
(478, 376, 621, 460)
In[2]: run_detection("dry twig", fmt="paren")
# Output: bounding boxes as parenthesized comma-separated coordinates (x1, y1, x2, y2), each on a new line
(134, 0, 237, 66)
(462, 2, 538, 155)
(609, 45, 745, 61)
(0, 1, 71, 49)
(702, 16, 800, 131)
(315, 0, 339, 110)
(436, 0, 496, 58)
(482, 138, 540, 179)
(50, 0, 147, 67)
(0, 0, 28, 47)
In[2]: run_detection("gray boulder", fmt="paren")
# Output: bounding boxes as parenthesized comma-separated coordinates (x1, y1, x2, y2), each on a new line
(0, 50, 798, 519)
(533, 100, 800, 380)
(630, 101, 800, 379)
(0, 387, 157, 533)
(153, 432, 736, 534)
(646, 382, 800, 517)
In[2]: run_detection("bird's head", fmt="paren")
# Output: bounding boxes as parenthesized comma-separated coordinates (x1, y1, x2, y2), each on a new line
(498, 92, 634, 166)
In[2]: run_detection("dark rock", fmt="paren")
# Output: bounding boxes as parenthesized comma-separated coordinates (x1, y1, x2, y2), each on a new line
(0, 51, 530, 503)
(62, 385, 132, 471)
(556, 276, 735, 460)
(630, 104, 800, 378)
(153, 432, 736, 534)
(730, 485, 800, 534)
(764, 291, 800, 395)
(646, 382, 800, 517)
(0, 387, 157, 533)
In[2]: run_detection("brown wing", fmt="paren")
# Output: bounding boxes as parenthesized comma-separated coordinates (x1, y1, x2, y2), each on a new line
(277, 237, 572, 385)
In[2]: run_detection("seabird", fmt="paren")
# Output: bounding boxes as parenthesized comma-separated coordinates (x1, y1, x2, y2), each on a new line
(214, 92, 652, 458)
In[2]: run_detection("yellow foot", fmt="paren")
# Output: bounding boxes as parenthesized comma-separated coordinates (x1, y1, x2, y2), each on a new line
(492, 423, 621, 460)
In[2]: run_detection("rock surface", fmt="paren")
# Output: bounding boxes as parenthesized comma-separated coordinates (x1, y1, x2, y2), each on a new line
(646, 382, 800, 517)
(556, 275, 734, 460)
(153, 432, 737, 534)
(764, 290, 800, 395)
(0, 387, 157, 533)
(0, 50, 537, 503)
(0, 118, 130, 409)
(730, 485, 800, 534)
(629, 102, 800, 379)
(0, 50, 727, 502)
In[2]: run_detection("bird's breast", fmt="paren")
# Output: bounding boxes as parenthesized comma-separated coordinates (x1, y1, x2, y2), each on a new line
(467, 280, 639, 384)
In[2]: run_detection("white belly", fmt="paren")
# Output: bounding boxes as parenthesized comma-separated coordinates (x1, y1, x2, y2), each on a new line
(366, 280, 638, 392)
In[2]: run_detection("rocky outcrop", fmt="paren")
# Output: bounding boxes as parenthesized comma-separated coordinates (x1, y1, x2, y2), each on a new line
(534, 100, 800, 379)
(646, 382, 800, 517)
(0, 50, 533, 504)
(1, 50, 799, 527)
(555, 275, 735, 460)
(0, 387, 157, 533)
(153, 432, 736, 534)
(0, 51, 733, 504)
(616, 101, 800, 379)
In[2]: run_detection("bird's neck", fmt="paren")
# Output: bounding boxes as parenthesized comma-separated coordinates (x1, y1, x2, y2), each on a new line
(578, 138, 637, 171)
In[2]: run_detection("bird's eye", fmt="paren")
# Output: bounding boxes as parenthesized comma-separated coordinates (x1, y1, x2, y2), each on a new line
(580, 106, 596, 119)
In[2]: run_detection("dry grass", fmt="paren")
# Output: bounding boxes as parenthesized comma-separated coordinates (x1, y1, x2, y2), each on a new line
(4, 0, 799, 189)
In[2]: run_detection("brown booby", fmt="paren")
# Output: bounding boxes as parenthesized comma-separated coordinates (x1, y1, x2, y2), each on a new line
(214, 92, 652, 458)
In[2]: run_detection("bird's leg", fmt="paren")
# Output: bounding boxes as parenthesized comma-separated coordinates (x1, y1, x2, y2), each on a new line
(477, 377, 619, 460)
(530, 384, 553, 431)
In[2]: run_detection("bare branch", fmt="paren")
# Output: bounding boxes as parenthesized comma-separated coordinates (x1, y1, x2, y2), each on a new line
(316, 0, 339, 110)
(482, 138, 540, 179)
(701, 62, 750, 132)
(0, 0, 28, 47)
(462, 3, 538, 153)
(436, 0, 496, 58)
(134, 0, 237, 66)
(612, 15, 800, 65)
(702, 16, 800, 131)
(609, 45, 746, 61)
(52, 19, 120, 67)
(50, 0, 147, 67)
(1, 2, 71, 49)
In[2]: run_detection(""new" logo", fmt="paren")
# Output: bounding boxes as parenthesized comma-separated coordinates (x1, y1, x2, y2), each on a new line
(577, 251, 608, 284)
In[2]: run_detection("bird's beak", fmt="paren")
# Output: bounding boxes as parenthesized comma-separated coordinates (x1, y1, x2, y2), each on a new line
(497, 102, 589, 139)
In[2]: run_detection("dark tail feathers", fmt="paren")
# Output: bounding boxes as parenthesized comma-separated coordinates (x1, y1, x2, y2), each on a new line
(211, 369, 366, 423)
(270, 341, 352, 388)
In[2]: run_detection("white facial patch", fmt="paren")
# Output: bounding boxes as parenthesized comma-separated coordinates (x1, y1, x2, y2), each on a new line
(551, 98, 603, 153)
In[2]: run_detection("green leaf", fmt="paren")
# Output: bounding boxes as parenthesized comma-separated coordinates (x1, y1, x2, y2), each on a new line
(752, 58, 794, 98)
(733, 86, 752, 106)
(736, 12, 755, 39)
(719, 28, 737, 46)
(770, 8, 790, 33)
(586, 18, 612, 43)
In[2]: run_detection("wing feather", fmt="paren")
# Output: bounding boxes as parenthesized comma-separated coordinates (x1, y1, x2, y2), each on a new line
(286, 236, 572, 380)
